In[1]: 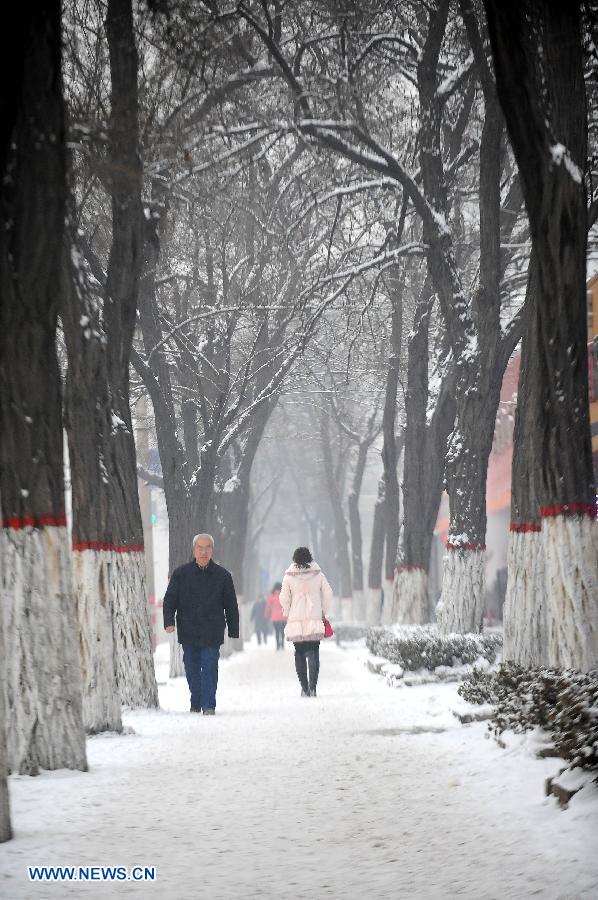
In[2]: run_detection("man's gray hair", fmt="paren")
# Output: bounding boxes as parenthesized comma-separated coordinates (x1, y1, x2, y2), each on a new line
(192, 533, 214, 549)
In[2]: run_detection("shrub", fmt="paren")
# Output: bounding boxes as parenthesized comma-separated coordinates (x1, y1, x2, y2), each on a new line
(366, 624, 502, 672)
(333, 624, 369, 643)
(458, 663, 598, 772)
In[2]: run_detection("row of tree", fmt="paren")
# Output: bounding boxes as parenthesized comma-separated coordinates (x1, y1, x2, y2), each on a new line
(226, 0, 596, 662)
(1, 0, 597, 845)
(131, 0, 594, 669)
(0, 0, 159, 843)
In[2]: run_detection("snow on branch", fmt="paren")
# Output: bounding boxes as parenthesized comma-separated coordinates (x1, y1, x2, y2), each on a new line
(291, 177, 400, 231)
(436, 52, 474, 100)
(171, 127, 281, 184)
(351, 32, 421, 73)
(177, 62, 277, 136)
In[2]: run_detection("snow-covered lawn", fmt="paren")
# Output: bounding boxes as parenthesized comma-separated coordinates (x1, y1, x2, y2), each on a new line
(1, 639, 596, 899)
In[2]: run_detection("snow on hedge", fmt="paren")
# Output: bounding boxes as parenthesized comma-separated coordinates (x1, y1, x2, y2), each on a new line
(458, 663, 598, 775)
(366, 624, 502, 678)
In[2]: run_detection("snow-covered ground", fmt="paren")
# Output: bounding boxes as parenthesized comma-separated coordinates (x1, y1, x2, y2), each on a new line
(1, 639, 596, 899)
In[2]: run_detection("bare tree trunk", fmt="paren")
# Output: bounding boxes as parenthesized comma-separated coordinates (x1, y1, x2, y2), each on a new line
(397, 393, 455, 624)
(348, 440, 370, 622)
(217, 423, 271, 652)
(437, 373, 502, 633)
(0, 600, 11, 842)
(0, 1, 86, 774)
(381, 277, 403, 621)
(103, 0, 158, 708)
(218, 403, 273, 593)
(418, 0, 490, 633)
(66, 0, 158, 728)
(395, 281, 455, 624)
(134, 193, 212, 677)
(218, 474, 250, 597)
(217, 480, 247, 655)
(135, 203, 220, 571)
(64, 235, 129, 734)
(485, 0, 598, 671)
(395, 291, 432, 625)
(416, 1, 521, 634)
(347, 487, 364, 621)
(503, 258, 547, 665)
(320, 410, 353, 620)
(366, 483, 385, 625)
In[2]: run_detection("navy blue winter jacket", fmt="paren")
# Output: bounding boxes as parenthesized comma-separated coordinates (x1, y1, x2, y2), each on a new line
(163, 559, 239, 647)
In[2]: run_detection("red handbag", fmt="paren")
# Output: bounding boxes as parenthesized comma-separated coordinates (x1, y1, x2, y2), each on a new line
(323, 617, 334, 638)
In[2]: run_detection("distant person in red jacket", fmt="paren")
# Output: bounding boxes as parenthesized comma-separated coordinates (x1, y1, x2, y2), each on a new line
(264, 582, 286, 650)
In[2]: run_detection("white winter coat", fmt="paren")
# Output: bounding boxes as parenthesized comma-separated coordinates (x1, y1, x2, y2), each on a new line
(279, 562, 333, 642)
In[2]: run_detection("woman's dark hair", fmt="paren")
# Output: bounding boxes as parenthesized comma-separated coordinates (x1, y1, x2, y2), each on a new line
(272, 581, 282, 591)
(292, 546, 312, 568)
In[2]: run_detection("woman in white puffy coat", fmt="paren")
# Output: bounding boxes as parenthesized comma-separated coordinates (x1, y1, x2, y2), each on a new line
(279, 546, 333, 697)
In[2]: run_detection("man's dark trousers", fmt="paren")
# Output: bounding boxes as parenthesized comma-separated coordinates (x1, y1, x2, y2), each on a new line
(182, 644, 220, 711)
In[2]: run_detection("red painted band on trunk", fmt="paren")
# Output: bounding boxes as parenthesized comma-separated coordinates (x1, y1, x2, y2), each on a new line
(2, 514, 67, 529)
(368, 584, 381, 591)
(445, 542, 486, 551)
(397, 564, 426, 572)
(540, 502, 597, 519)
(510, 522, 542, 533)
(72, 541, 145, 553)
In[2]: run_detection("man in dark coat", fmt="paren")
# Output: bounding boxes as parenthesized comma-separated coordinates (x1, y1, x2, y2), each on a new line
(163, 533, 239, 714)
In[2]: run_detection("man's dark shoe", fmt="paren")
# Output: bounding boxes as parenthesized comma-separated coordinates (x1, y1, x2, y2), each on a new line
(309, 688, 317, 697)
(300, 689, 309, 697)
(190, 706, 202, 712)
(203, 708, 216, 715)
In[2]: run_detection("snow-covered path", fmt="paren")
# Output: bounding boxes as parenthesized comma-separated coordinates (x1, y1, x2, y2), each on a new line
(1, 639, 596, 899)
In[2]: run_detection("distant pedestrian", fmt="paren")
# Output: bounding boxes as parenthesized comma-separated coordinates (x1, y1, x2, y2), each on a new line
(163, 533, 239, 715)
(279, 548, 333, 697)
(250, 595, 270, 645)
(264, 581, 286, 650)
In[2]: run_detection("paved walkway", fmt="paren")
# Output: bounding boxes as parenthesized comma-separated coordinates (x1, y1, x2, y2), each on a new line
(0, 640, 595, 899)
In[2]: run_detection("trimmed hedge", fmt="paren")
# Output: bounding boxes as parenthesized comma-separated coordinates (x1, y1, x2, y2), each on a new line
(333, 624, 369, 643)
(458, 663, 598, 773)
(366, 625, 502, 672)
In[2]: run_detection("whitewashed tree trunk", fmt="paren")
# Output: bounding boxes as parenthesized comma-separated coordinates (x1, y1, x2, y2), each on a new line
(112, 552, 158, 708)
(0, 712, 10, 843)
(544, 516, 598, 672)
(503, 529, 547, 666)
(3, 527, 87, 774)
(365, 588, 381, 626)
(380, 578, 395, 625)
(74, 550, 122, 733)
(436, 549, 485, 634)
(73, 549, 158, 719)
(0, 590, 11, 842)
(352, 589, 365, 623)
(341, 596, 353, 623)
(485, 2, 595, 665)
(388, 575, 398, 622)
(64, 0, 157, 725)
(169, 631, 185, 677)
(328, 593, 341, 622)
(394, 567, 429, 625)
